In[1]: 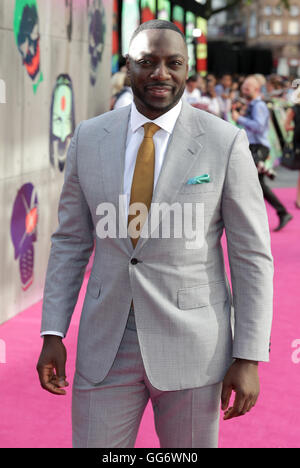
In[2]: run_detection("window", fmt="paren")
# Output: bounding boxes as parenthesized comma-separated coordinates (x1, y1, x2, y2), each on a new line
(273, 6, 282, 15)
(290, 5, 299, 16)
(264, 6, 272, 15)
(273, 20, 282, 34)
(262, 20, 272, 35)
(288, 20, 299, 34)
(248, 11, 257, 38)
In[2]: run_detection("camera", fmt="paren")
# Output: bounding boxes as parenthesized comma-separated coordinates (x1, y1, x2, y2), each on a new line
(257, 161, 276, 180)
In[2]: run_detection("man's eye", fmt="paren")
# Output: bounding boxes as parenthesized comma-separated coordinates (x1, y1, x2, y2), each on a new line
(138, 59, 152, 65)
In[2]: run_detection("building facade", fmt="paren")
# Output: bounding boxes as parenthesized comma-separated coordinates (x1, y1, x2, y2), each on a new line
(245, 0, 300, 76)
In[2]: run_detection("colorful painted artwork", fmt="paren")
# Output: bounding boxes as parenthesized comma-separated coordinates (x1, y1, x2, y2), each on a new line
(13, 0, 43, 94)
(141, 0, 156, 23)
(49, 74, 75, 173)
(172, 5, 184, 33)
(112, 0, 119, 73)
(186, 11, 196, 76)
(10, 183, 38, 291)
(65, 0, 73, 42)
(122, 0, 140, 55)
(196, 17, 207, 76)
(157, 0, 170, 20)
(88, 0, 106, 86)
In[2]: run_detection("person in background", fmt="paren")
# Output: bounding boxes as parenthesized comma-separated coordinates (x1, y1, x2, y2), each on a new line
(265, 74, 285, 101)
(197, 75, 207, 95)
(215, 73, 233, 119)
(281, 76, 298, 103)
(215, 73, 232, 97)
(230, 75, 240, 102)
(232, 75, 293, 231)
(254, 74, 267, 99)
(238, 75, 246, 90)
(110, 71, 127, 109)
(285, 87, 300, 209)
(183, 74, 202, 105)
(113, 74, 133, 109)
(199, 74, 222, 117)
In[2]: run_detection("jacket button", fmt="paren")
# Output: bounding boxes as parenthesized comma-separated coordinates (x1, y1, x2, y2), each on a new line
(131, 258, 138, 265)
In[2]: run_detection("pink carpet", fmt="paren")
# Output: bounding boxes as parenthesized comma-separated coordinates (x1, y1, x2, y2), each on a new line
(0, 187, 299, 448)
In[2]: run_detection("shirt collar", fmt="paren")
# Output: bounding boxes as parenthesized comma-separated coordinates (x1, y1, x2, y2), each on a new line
(130, 99, 182, 135)
(250, 96, 262, 105)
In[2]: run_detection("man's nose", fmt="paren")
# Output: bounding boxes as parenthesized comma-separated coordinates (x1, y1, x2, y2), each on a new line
(151, 62, 171, 80)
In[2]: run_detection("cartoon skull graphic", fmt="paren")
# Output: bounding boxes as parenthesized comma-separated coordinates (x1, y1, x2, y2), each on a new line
(88, 0, 106, 86)
(65, 0, 73, 42)
(14, 0, 43, 91)
(49, 74, 75, 172)
(10, 183, 38, 291)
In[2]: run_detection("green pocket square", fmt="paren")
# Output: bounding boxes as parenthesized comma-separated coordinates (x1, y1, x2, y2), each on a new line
(187, 174, 211, 185)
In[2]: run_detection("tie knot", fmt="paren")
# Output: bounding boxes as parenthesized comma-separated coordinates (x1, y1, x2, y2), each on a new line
(143, 122, 161, 138)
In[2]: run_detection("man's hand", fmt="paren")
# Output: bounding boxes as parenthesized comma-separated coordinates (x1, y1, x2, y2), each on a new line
(231, 109, 240, 122)
(221, 359, 260, 420)
(36, 335, 69, 395)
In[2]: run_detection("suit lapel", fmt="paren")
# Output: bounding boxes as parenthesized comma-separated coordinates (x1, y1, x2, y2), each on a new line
(99, 105, 133, 254)
(134, 102, 205, 254)
(98, 103, 206, 255)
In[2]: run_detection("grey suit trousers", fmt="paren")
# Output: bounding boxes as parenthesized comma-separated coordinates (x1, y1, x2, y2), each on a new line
(72, 307, 222, 448)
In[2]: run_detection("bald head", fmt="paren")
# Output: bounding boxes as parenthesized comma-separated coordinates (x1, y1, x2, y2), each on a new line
(129, 19, 186, 48)
(242, 75, 261, 101)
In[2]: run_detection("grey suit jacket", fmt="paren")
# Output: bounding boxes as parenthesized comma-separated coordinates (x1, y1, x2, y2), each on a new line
(41, 100, 273, 390)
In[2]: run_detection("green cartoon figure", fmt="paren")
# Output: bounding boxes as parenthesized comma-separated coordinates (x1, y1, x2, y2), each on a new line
(49, 74, 76, 172)
(13, 0, 43, 93)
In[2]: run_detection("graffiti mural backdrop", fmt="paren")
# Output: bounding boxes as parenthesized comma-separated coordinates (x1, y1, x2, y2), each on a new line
(0, 0, 112, 324)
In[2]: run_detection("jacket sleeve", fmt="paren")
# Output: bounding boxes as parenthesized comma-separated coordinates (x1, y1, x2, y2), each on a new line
(222, 129, 274, 361)
(41, 122, 95, 337)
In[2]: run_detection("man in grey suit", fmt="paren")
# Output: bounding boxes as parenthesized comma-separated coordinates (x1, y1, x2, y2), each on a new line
(37, 20, 273, 448)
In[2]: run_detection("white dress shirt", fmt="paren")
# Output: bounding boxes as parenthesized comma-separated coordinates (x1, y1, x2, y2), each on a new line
(42, 99, 182, 338)
(123, 99, 182, 219)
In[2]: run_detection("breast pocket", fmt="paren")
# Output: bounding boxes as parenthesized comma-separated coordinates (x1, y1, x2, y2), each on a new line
(86, 274, 102, 299)
(179, 182, 216, 194)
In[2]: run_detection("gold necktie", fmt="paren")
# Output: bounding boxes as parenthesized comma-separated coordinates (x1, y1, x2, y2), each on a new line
(128, 122, 161, 248)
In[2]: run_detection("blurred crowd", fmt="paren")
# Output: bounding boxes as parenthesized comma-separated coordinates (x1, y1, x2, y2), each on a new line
(110, 69, 300, 117)
(110, 68, 300, 227)
(182, 72, 300, 120)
